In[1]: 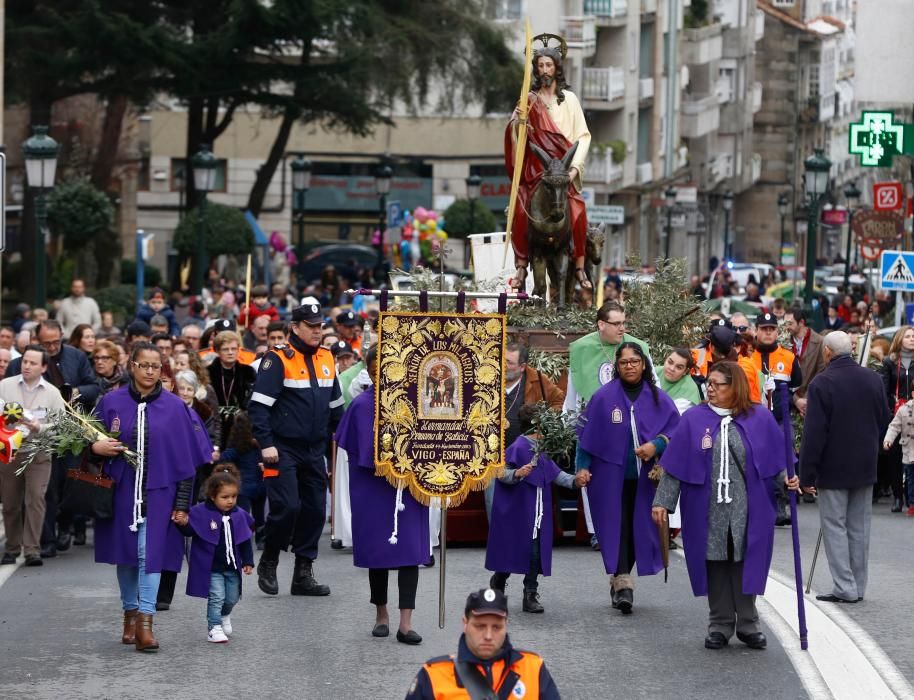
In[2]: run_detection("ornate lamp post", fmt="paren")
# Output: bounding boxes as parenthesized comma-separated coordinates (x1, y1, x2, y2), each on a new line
(803, 149, 832, 306)
(465, 174, 482, 267)
(842, 181, 861, 293)
(191, 144, 217, 295)
(291, 155, 312, 279)
(664, 186, 677, 259)
(777, 193, 788, 265)
(722, 190, 734, 262)
(374, 165, 393, 282)
(22, 126, 60, 308)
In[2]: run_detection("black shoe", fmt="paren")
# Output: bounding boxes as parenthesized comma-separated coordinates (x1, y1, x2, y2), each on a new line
(736, 631, 767, 649)
(775, 516, 792, 527)
(55, 532, 72, 552)
(669, 538, 679, 550)
(40, 544, 57, 559)
(1, 553, 17, 565)
(802, 493, 816, 504)
(615, 588, 633, 614)
(815, 593, 858, 604)
(257, 556, 279, 595)
(330, 539, 344, 550)
(396, 629, 422, 645)
(371, 623, 389, 638)
(522, 590, 544, 613)
(290, 557, 330, 596)
(704, 632, 729, 649)
(24, 554, 43, 567)
(155, 602, 170, 611)
(489, 572, 508, 593)
(892, 498, 903, 513)
(424, 554, 435, 568)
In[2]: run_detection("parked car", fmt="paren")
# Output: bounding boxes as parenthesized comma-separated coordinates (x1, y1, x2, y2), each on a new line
(298, 243, 379, 286)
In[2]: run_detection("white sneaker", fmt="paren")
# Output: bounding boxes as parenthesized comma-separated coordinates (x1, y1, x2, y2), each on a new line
(221, 616, 233, 636)
(208, 625, 228, 643)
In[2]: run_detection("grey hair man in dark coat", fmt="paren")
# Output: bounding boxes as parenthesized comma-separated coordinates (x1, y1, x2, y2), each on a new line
(799, 331, 889, 603)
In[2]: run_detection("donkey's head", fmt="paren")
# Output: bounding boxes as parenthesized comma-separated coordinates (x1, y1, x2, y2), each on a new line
(529, 141, 579, 220)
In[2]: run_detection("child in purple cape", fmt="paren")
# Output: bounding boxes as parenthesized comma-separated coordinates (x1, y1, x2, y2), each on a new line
(486, 405, 590, 613)
(175, 464, 255, 644)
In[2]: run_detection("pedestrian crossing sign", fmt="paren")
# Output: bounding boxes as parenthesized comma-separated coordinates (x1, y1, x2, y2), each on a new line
(880, 250, 914, 291)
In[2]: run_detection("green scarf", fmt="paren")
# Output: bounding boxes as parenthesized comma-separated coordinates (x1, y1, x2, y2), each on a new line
(658, 372, 700, 408)
(568, 331, 651, 404)
(339, 361, 364, 408)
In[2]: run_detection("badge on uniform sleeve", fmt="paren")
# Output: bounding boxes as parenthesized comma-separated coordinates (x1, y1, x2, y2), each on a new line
(511, 680, 526, 698)
(262, 358, 272, 370)
(599, 362, 614, 385)
(322, 365, 331, 377)
(611, 407, 623, 424)
(210, 520, 218, 530)
(776, 361, 785, 372)
(701, 429, 712, 450)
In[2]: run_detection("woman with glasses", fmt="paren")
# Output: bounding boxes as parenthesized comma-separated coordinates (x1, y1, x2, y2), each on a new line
(92, 340, 128, 397)
(68, 324, 97, 356)
(90, 342, 213, 651)
(576, 342, 680, 614)
(652, 361, 799, 650)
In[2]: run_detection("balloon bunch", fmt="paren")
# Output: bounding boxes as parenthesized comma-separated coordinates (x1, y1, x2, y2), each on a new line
(397, 206, 448, 270)
(270, 230, 297, 266)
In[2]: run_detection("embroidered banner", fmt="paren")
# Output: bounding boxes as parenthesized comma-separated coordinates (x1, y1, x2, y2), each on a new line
(375, 312, 507, 506)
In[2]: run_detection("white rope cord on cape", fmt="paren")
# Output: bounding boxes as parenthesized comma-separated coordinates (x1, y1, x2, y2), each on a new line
(532, 484, 544, 539)
(709, 404, 734, 504)
(388, 485, 406, 544)
(629, 406, 642, 475)
(222, 514, 237, 569)
(129, 402, 148, 532)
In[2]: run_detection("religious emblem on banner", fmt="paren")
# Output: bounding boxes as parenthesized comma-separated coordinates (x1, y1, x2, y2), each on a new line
(374, 312, 507, 506)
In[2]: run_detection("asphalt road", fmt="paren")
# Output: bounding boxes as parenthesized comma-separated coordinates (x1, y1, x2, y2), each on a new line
(0, 499, 910, 699)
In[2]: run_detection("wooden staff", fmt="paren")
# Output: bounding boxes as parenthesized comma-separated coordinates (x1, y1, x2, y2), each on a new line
(438, 501, 448, 629)
(244, 253, 253, 329)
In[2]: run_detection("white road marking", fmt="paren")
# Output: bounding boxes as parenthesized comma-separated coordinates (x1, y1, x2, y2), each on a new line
(0, 517, 24, 589)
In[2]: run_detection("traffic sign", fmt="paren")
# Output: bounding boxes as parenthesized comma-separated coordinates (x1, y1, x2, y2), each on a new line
(587, 205, 625, 225)
(880, 250, 914, 291)
(874, 182, 902, 211)
(387, 200, 402, 229)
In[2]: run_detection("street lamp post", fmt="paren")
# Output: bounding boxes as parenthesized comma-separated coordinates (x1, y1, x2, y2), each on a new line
(803, 148, 832, 307)
(290, 155, 312, 282)
(777, 193, 788, 265)
(842, 181, 861, 293)
(664, 186, 677, 259)
(374, 165, 393, 283)
(722, 190, 734, 262)
(191, 144, 217, 295)
(22, 126, 60, 309)
(465, 174, 482, 268)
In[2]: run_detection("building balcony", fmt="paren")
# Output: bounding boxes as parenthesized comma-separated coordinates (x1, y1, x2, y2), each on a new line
(584, 0, 628, 25)
(681, 94, 721, 138)
(676, 145, 689, 170)
(751, 153, 762, 183)
(715, 76, 733, 104)
(641, 0, 657, 13)
(754, 10, 765, 41)
(636, 162, 653, 184)
(582, 66, 626, 104)
(585, 151, 625, 185)
(560, 16, 597, 58)
(751, 81, 762, 113)
(798, 93, 837, 124)
(681, 23, 724, 65)
(703, 153, 733, 187)
(639, 77, 654, 100)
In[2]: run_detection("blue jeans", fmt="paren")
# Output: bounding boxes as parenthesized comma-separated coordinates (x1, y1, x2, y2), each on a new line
(904, 463, 914, 506)
(207, 570, 241, 629)
(116, 522, 161, 615)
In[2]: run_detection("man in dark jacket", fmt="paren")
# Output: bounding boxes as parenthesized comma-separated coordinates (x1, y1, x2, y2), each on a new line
(800, 331, 889, 604)
(5, 319, 100, 557)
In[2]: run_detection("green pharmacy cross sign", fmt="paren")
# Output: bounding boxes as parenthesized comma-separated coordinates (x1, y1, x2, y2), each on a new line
(849, 111, 914, 167)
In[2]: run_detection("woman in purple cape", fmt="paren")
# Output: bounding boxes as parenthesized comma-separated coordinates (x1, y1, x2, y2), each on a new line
(335, 345, 427, 645)
(576, 343, 680, 614)
(90, 342, 213, 652)
(652, 361, 799, 650)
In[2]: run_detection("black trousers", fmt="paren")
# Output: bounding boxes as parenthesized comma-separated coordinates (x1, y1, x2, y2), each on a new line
(368, 566, 419, 609)
(263, 442, 327, 560)
(614, 478, 638, 576)
(41, 459, 68, 546)
(877, 443, 904, 500)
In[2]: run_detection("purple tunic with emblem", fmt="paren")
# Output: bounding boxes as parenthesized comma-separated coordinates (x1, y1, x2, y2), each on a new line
(335, 387, 430, 569)
(185, 502, 255, 598)
(93, 386, 213, 573)
(485, 435, 562, 576)
(578, 379, 680, 575)
(660, 404, 782, 596)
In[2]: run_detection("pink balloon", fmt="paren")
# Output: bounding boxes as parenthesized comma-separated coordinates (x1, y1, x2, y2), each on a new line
(414, 206, 428, 222)
(426, 211, 438, 221)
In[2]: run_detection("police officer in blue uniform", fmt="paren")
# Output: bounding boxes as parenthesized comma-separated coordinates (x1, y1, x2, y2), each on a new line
(249, 304, 344, 596)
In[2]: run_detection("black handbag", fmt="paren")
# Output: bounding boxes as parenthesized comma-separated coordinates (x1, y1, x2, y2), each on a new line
(60, 454, 115, 520)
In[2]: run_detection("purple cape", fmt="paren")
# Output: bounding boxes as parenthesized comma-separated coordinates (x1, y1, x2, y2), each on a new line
(486, 436, 562, 575)
(185, 503, 255, 598)
(660, 404, 783, 596)
(335, 387, 430, 569)
(578, 380, 680, 575)
(93, 387, 213, 572)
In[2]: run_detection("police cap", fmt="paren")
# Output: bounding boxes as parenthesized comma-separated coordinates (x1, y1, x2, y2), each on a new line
(464, 588, 508, 618)
(709, 325, 737, 354)
(292, 304, 323, 326)
(213, 319, 236, 333)
(757, 312, 778, 328)
(336, 310, 360, 327)
(331, 341, 355, 357)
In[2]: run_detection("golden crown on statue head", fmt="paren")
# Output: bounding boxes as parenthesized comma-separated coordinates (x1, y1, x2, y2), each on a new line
(2, 402, 24, 424)
(532, 33, 567, 62)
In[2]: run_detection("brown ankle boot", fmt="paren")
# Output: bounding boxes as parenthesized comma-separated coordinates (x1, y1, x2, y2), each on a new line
(134, 612, 159, 652)
(121, 609, 138, 645)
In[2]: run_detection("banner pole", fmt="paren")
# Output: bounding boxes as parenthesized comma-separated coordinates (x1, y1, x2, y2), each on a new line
(438, 506, 447, 629)
(345, 288, 539, 301)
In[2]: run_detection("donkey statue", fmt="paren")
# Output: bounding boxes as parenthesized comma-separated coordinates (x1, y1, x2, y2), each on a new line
(526, 141, 584, 308)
